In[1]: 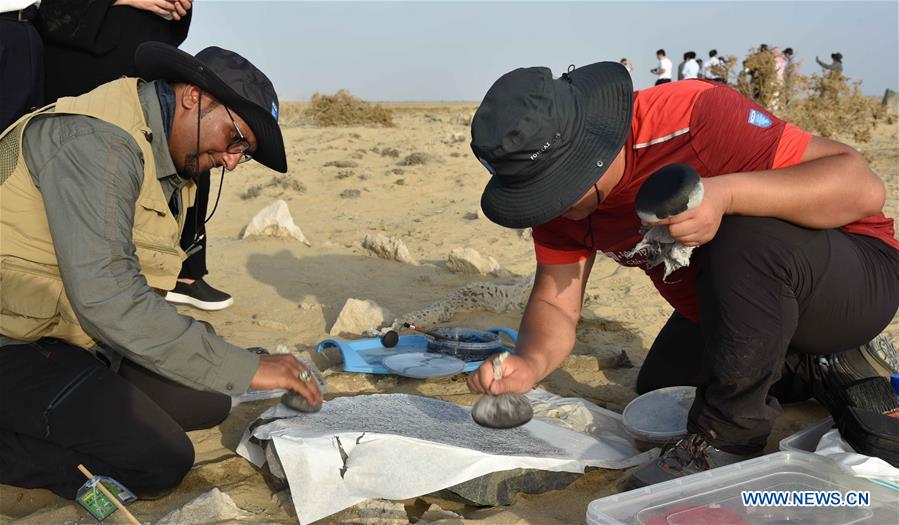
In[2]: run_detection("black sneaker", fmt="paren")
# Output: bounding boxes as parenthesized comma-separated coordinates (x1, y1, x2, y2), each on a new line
(624, 433, 759, 490)
(165, 278, 234, 311)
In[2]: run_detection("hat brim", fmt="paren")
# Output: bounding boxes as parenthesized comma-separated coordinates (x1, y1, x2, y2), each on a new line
(480, 62, 633, 229)
(134, 42, 287, 173)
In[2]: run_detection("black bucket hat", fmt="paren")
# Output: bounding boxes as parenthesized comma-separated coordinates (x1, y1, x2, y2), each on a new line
(134, 42, 287, 173)
(471, 62, 633, 228)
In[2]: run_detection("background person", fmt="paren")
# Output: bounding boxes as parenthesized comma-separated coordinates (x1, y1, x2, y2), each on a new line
(650, 48, 672, 85)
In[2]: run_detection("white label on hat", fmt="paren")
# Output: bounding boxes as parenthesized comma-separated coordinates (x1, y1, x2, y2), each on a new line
(271, 101, 279, 120)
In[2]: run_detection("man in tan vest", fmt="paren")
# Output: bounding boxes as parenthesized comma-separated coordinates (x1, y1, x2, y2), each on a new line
(0, 42, 321, 498)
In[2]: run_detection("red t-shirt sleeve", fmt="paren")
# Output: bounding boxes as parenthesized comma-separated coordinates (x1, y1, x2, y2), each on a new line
(532, 218, 592, 264)
(689, 86, 810, 175)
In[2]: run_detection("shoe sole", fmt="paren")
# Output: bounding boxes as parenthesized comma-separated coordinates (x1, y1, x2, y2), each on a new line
(165, 291, 234, 311)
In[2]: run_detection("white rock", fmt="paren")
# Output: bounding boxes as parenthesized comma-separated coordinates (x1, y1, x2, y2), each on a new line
(361, 233, 418, 265)
(447, 247, 503, 276)
(330, 298, 393, 336)
(241, 199, 311, 245)
(156, 488, 249, 525)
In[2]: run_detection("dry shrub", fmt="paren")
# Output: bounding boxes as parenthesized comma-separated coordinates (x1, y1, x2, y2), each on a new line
(735, 47, 781, 110)
(726, 47, 883, 143)
(781, 74, 884, 142)
(304, 90, 394, 127)
(400, 152, 431, 166)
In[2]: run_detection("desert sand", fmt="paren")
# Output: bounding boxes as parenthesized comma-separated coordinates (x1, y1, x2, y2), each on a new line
(1, 105, 896, 524)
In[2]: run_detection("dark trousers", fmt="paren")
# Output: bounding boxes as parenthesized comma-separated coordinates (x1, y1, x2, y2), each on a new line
(637, 216, 899, 454)
(178, 170, 210, 280)
(0, 16, 44, 131)
(654, 78, 672, 86)
(0, 340, 231, 498)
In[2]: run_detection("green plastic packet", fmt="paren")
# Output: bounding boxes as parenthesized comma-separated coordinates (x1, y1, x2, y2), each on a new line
(75, 475, 137, 521)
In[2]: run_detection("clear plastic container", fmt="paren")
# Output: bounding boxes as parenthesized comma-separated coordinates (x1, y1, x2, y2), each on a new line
(425, 327, 507, 362)
(779, 417, 835, 453)
(622, 386, 695, 444)
(587, 451, 898, 525)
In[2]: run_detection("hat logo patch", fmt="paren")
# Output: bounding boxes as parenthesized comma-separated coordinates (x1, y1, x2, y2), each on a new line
(529, 132, 562, 161)
(748, 109, 772, 129)
(271, 101, 279, 120)
(477, 156, 496, 175)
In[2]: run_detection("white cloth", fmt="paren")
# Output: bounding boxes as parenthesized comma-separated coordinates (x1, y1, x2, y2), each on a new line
(682, 59, 700, 79)
(657, 57, 673, 79)
(703, 56, 722, 79)
(815, 429, 899, 485)
(237, 391, 653, 524)
(1, 0, 39, 13)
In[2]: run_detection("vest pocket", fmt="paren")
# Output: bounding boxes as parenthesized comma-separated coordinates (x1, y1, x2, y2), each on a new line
(1, 262, 64, 319)
(1, 262, 65, 342)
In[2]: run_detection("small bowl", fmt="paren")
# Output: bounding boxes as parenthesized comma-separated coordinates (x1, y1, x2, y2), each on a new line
(425, 327, 506, 362)
(622, 386, 696, 445)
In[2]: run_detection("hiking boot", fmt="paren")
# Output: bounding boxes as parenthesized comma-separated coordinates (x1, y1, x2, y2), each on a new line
(811, 334, 899, 420)
(165, 278, 234, 311)
(624, 433, 760, 490)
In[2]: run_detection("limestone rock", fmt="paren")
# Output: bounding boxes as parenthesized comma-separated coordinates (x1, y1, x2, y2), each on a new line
(447, 247, 504, 276)
(330, 298, 393, 336)
(441, 468, 581, 506)
(418, 504, 464, 524)
(156, 488, 249, 525)
(334, 499, 407, 524)
(241, 200, 311, 246)
(362, 233, 418, 265)
(402, 273, 535, 326)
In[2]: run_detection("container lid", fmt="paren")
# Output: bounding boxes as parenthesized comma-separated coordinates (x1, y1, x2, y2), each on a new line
(587, 451, 898, 525)
(382, 352, 465, 379)
(622, 386, 695, 443)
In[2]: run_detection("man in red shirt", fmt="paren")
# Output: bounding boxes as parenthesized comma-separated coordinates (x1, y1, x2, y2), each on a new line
(468, 63, 899, 487)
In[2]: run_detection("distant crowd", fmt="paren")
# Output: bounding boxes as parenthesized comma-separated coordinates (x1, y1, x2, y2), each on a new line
(617, 45, 845, 88)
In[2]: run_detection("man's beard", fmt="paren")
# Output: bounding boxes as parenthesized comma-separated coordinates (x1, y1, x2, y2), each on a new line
(180, 153, 204, 179)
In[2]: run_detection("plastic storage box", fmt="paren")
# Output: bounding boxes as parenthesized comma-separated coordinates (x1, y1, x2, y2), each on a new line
(779, 417, 835, 453)
(587, 451, 898, 525)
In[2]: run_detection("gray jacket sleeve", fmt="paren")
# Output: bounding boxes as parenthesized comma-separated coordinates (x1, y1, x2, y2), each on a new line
(23, 116, 259, 395)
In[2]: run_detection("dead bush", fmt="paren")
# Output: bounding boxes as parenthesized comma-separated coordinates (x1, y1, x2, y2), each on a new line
(304, 90, 394, 127)
(725, 47, 883, 143)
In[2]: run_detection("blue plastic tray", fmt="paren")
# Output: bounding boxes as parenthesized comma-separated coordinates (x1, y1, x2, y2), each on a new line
(315, 327, 518, 375)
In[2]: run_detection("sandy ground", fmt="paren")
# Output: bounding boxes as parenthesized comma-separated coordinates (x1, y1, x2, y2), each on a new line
(1, 107, 896, 524)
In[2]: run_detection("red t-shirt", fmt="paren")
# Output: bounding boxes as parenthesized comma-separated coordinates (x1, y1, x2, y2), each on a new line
(533, 80, 898, 322)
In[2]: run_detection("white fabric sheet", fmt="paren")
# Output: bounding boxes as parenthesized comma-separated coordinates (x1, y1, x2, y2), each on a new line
(237, 390, 653, 524)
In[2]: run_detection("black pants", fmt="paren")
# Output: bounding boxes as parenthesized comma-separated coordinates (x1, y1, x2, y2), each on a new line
(654, 78, 672, 86)
(0, 340, 230, 498)
(0, 15, 44, 131)
(637, 216, 899, 454)
(178, 170, 210, 280)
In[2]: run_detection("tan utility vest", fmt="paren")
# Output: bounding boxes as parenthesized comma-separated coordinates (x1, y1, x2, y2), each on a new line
(0, 78, 195, 348)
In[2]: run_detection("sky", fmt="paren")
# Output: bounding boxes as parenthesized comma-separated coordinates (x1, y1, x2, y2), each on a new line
(181, 1, 899, 102)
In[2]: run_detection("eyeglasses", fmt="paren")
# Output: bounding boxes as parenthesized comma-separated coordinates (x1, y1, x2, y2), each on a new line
(224, 106, 253, 164)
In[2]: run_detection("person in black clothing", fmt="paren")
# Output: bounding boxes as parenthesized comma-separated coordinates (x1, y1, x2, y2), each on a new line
(0, 1, 44, 131)
(38, 0, 234, 310)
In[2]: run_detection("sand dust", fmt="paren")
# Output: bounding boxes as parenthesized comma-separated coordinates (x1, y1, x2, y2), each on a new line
(1, 106, 894, 524)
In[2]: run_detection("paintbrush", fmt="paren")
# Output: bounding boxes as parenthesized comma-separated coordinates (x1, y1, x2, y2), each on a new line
(841, 377, 899, 418)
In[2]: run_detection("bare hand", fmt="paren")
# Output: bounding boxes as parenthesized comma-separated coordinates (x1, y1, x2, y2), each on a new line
(650, 177, 733, 246)
(467, 353, 539, 396)
(250, 354, 322, 407)
(113, 0, 190, 21)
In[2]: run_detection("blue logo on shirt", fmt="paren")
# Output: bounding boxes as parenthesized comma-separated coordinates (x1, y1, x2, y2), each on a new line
(748, 109, 772, 128)
(271, 101, 279, 120)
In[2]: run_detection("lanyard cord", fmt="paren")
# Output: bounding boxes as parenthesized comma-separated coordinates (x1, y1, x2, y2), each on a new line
(581, 183, 601, 251)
